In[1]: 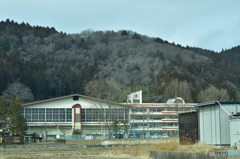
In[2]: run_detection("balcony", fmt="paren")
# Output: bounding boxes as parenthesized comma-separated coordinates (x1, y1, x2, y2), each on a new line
(130, 111, 178, 115)
(130, 126, 178, 131)
(130, 119, 178, 123)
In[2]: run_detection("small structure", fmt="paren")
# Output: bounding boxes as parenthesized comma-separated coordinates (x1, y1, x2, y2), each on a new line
(24, 134, 43, 144)
(4, 136, 24, 145)
(178, 110, 198, 145)
(229, 113, 240, 148)
(166, 97, 185, 104)
(195, 101, 240, 147)
(0, 120, 9, 144)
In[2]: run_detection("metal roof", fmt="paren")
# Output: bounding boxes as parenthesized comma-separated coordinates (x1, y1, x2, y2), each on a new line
(195, 101, 240, 107)
(178, 110, 198, 114)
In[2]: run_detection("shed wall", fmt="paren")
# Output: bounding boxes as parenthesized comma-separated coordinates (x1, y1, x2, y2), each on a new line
(198, 103, 240, 146)
(179, 111, 198, 144)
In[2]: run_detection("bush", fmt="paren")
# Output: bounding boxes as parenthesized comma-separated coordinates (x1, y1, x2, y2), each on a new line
(55, 139, 66, 144)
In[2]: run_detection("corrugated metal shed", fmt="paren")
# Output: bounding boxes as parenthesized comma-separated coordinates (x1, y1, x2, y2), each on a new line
(195, 101, 240, 147)
(179, 110, 198, 145)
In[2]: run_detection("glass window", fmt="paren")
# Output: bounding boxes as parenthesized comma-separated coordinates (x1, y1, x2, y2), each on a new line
(85, 109, 93, 122)
(92, 109, 99, 122)
(25, 108, 32, 122)
(131, 115, 143, 120)
(24, 108, 72, 123)
(39, 108, 45, 122)
(32, 109, 38, 122)
(81, 109, 86, 122)
(46, 108, 53, 122)
(59, 109, 65, 122)
(149, 116, 164, 120)
(53, 109, 59, 122)
(66, 108, 72, 122)
(156, 108, 164, 112)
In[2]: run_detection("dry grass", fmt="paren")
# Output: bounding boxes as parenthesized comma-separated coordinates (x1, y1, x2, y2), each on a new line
(66, 139, 102, 145)
(106, 138, 216, 157)
(0, 138, 226, 159)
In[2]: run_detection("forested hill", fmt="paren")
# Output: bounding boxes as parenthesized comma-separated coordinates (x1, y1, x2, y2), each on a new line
(0, 19, 240, 103)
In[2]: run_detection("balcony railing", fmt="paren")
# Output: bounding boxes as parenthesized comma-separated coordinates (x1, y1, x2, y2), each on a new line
(130, 119, 178, 123)
(130, 111, 178, 115)
(130, 126, 178, 131)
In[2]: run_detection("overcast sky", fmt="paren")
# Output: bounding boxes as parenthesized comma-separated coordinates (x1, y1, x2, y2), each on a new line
(1, 0, 240, 52)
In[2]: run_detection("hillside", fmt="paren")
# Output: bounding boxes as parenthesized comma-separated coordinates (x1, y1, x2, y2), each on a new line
(0, 19, 240, 103)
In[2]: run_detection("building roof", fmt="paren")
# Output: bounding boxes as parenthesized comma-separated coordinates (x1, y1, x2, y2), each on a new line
(21, 94, 130, 108)
(126, 103, 195, 107)
(178, 110, 198, 114)
(0, 130, 9, 135)
(195, 101, 240, 107)
(0, 120, 5, 124)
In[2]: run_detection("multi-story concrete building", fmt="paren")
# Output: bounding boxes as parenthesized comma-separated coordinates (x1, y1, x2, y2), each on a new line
(127, 91, 195, 138)
(21, 92, 195, 140)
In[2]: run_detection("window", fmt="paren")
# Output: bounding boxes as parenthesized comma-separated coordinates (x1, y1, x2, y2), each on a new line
(149, 116, 164, 120)
(67, 109, 72, 122)
(73, 96, 79, 101)
(131, 108, 146, 113)
(25, 108, 32, 122)
(32, 109, 38, 122)
(59, 109, 65, 122)
(81, 109, 86, 122)
(92, 109, 99, 122)
(131, 115, 144, 120)
(46, 109, 53, 122)
(81, 108, 128, 122)
(24, 108, 72, 122)
(156, 108, 164, 112)
(39, 109, 45, 122)
(53, 109, 59, 122)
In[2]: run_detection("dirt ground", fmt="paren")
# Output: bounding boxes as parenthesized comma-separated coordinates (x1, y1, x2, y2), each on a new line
(0, 138, 228, 159)
(0, 140, 149, 159)
(0, 146, 146, 159)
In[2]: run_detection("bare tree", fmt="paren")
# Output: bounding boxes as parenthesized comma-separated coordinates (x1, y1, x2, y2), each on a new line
(197, 85, 230, 102)
(2, 82, 34, 104)
(84, 78, 122, 102)
(163, 79, 193, 102)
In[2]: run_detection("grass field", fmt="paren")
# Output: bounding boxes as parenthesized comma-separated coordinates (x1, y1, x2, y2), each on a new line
(0, 138, 227, 159)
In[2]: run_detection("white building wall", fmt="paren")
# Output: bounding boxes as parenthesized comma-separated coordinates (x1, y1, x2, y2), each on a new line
(23, 96, 121, 109)
(22, 95, 129, 137)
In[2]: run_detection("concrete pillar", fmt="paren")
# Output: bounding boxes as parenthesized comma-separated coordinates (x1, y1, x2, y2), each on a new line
(72, 104, 82, 131)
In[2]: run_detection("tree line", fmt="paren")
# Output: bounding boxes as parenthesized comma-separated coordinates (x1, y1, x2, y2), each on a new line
(0, 19, 240, 103)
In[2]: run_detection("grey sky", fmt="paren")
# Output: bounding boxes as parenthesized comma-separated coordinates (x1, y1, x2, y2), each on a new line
(1, 0, 240, 52)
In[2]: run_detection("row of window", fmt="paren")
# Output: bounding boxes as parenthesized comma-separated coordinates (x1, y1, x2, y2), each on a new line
(131, 107, 193, 113)
(82, 108, 128, 122)
(131, 115, 178, 120)
(24, 108, 72, 122)
(24, 108, 129, 123)
(23, 107, 182, 123)
(131, 123, 178, 128)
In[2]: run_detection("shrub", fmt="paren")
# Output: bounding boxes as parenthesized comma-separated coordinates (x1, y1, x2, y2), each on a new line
(55, 139, 66, 144)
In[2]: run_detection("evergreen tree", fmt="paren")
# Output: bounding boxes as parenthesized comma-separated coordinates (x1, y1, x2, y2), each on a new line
(7, 97, 27, 135)
(0, 97, 7, 121)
